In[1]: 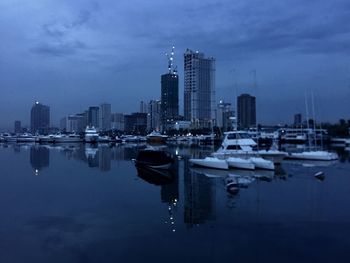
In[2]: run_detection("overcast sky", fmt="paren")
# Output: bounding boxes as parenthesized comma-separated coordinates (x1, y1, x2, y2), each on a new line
(1, 0, 350, 130)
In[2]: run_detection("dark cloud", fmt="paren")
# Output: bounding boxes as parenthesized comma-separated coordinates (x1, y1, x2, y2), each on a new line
(0, 0, 350, 130)
(30, 40, 87, 57)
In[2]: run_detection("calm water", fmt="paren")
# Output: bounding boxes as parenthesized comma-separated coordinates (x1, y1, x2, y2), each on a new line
(0, 143, 349, 263)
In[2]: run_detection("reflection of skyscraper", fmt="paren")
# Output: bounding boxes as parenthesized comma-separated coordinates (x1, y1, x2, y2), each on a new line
(30, 146, 49, 174)
(184, 159, 216, 226)
(161, 159, 179, 203)
(99, 145, 111, 172)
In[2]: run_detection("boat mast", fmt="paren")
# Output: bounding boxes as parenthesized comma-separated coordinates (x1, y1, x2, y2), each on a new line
(305, 92, 311, 150)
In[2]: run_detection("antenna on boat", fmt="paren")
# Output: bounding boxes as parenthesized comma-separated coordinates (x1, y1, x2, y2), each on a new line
(305, 92, 311, 150)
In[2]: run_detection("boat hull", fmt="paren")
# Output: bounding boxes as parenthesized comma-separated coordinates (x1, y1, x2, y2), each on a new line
(189, 158, 228, 170)
(227, 157, 255, 170)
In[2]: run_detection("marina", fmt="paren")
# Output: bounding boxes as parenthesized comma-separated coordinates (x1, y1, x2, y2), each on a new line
(0, 142, 349, 262)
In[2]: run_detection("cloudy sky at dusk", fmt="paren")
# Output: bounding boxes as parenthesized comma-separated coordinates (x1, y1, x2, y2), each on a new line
(1, 0, 350, 130)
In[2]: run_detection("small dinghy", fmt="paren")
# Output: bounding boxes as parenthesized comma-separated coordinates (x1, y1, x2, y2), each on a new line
(250, 157, 275, 170)
(314, 171, 325, 181)
(225, 177, 240, 195)
(226, 157, 255, 170)
(189, 157, 229, 170)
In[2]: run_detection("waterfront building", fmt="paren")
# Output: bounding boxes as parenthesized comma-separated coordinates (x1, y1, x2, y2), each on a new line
(66, 114, 84, 133)
(217, 100, 234, 131)
(124, 113, 147, 134)
(30, 101, 50, 134)
(60, 117, 67, 131)
(99, 103, 111, 131)
(111, 113, 125, 131)
(147, 100, 162, 131)
(237, 94, 256, 129)
(88, 106, 99, 128)
(294, 113, 302, 126)
(184, 49, 216, 129)
(14, 120, 21, 133)
(139, 101, 148, 114)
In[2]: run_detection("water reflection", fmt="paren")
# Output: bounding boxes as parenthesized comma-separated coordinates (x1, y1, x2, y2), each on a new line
(30, 145, 49, 175)
(184, 158, 216, 226)
(135, 159, 180, 232)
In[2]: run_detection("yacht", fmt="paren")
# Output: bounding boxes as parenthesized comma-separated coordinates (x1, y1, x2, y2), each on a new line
(39, 134, 55, 143)
(226, 157, 255, 170)
(213, 131, 287, 164)
(16, 133, 38, 143)
(0, 133, 17, 142)
(85, 127, 99, 143)
(146, 131, 168, 144)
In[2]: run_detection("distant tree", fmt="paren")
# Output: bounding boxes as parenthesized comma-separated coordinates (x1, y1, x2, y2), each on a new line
(339, 119, 346, 126)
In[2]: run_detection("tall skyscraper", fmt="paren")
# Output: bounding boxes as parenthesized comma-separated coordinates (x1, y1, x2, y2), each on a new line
(184, 49, 216, 129)
(88, 106, 99, 128)
(30, 102, 50, 134)
(161, 47, 179, 130)
(99, 103, 111, 131)
(139, 101, 147, 113)
(237, 94, 256, 129)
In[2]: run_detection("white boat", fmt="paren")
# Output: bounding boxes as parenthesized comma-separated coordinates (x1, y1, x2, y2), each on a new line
(189, 157, 229, 170)
(85, 126, 99, 143)
(213, 131, 287, 164)
(226, 157, 255, 170)
(250, 157, 275, 170)
(39, 134, 55, 143)
(98, 135, 110, 143)
(287, 151, 338, 161)
(16, 133, 38, 143)
(1, 133, 17, 142)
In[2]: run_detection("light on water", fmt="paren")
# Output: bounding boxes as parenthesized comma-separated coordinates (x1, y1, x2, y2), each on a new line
(0, 143, 349, 263)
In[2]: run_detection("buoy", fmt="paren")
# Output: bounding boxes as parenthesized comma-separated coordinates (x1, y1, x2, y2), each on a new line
(314, 171, 325, 181)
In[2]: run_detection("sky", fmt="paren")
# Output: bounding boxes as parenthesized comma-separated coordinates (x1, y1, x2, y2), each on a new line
(1, 0, 350, 130)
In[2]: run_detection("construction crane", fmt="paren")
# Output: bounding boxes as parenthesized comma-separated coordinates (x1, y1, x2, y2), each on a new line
(165, 46, 177, 75)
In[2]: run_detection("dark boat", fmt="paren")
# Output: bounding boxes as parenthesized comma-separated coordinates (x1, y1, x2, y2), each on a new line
(133, 149, 174, 169)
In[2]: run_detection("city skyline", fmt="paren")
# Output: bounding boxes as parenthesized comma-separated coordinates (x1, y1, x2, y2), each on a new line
(1, 0, 350, 130)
